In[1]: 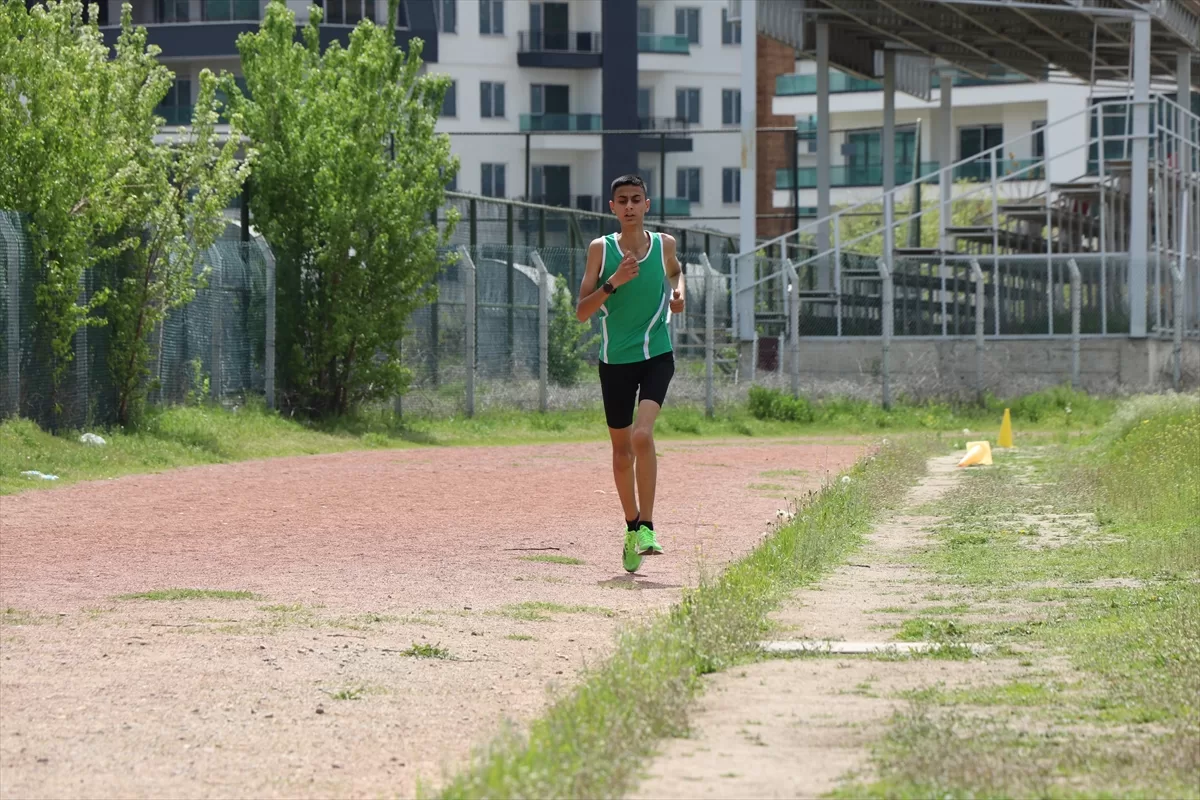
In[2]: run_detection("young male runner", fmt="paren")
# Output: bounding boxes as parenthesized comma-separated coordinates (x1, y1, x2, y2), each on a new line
(575, 174, 685, 573)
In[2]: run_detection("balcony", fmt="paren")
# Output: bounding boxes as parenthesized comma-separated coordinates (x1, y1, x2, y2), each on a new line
(638, 117, 694, 153)
(100, 0, 439, 62)
(517, 30, 602, 69)
(774, 158, 1045, 189)
(520, 113, 602, 132)
(658, 198, 691, 217)
(637, 34, 689, 54)
(776, 69, 1031, 97)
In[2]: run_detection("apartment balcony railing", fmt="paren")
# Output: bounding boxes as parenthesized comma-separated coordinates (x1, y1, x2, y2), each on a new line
(637, 34, 689, 54)
(776, 69, 1030, 97)
(775, 158, 1045, 189)
(519, 113, 602, 132)
(517, 30, 602, 53)
(638, 117, 692, 132)
(659, 197, 691, 216)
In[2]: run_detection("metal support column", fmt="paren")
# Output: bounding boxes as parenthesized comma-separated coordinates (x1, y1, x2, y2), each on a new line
(882, 50, 897, 286)
(816, 23, 832, 290)
(939, 72, 953, 337)
(1128, 12, 1151, 338)
(737, 0, 757, 342)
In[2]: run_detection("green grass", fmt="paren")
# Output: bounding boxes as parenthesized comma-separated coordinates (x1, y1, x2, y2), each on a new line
(519, 555, 585, 566)
(116, 588, 258, 601)
(428, 437, 931, 799)
(839, 393, 1200, 800)
(401, 642, 453, 660)
(3, 386, 1113, 495)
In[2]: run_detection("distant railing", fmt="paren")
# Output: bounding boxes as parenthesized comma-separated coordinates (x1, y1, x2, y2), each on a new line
(637, 33, 689, 54)
(519, 114, 603, 132)
(518, 30, 602, 53)
(776, 69, 1030, 97)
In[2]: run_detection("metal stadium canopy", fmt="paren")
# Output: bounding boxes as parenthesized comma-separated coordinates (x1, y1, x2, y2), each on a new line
(756, 0, 1200, 86)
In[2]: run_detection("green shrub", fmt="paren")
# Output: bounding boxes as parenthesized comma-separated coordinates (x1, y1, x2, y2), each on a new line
(747, 386, 815, 423)
(548, 276, 599, 387)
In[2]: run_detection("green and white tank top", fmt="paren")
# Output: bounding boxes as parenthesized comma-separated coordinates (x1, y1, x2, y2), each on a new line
(595, 231, 673, 365)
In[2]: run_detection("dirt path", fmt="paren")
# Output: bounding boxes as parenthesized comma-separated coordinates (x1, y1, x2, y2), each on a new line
(0, 437, 862, 799)
(630, 454, 1033, 800)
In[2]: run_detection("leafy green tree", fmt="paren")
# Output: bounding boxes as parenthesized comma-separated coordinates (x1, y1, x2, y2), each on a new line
(0, 0, 142, 412)
(0, 1, 248, 425)
(547, 275, 598, 387)
(229, 0, 459, 416)
(106, 57, 250, 425)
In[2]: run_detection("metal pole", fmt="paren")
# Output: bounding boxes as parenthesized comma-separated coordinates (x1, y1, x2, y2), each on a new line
(1128, 12, 1151, 338)
(702, 253, 715, 418)
(265, 244, 276, 410)
(507, 203, 515, 376)
(5, 215, 20, 417)
(738, 0, 757, 343)
(1068, 258, 1082, 390)
(970, 259, 985, 403)
(991, 149, 1001, 336)
(533, 250, 549, 412)
(816, 22, 832, 290)
(785, 259, 800, 398)
(877, 258, 893, 410)
(1097, 104, 1109, 335)
(939, 73, 953, 338)
(461, 245, 476, 417)
(882, 50, 897, 278)
(1175, 192, 1189, 390)
(210, 254, 222, 399)
(660, 132, 667, 224)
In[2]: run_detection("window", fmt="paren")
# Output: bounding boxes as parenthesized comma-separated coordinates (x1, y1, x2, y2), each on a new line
(721, 89, 740, 126)
(444, 170, 457, 192)
(676, 167, 701, 203)
(441, 79, 457, 117)
(675, 88, 700, 124)
(395, 0, 408, 28)
(721, 7, 741, 44)
(438, 0, 456, 32)
(1032, 120, 1046, 159)
(479, 0, 503, 34)
(675, 7, 700, 45)
(157, 0, 189, 23)
(320, 0, 375, 25)
(531, 83, 569, 115)
(642, 168, 656, 196)
(481, 81, 505, 118)
(722, 167, 740, 204)
(202, 0, 261, 21)
(156, 78, 192, 125)
(482, 163, 506, 197)
(959, 124, 1003, 159)
(638, 88, 652, 123)
(637, 5, 653, 34)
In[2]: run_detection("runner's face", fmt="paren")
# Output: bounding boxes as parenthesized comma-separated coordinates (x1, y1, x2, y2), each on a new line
(610, 187, 649, 225)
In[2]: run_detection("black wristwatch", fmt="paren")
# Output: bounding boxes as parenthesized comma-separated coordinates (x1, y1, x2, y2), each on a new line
(602, 280, 617, 295)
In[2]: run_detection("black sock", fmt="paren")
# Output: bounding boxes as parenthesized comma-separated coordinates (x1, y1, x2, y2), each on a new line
(642, 521, 654, 531)
(626, 515, 640, 531)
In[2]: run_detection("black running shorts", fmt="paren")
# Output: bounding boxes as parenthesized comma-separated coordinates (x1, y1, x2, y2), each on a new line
(597, 351, 676, 430)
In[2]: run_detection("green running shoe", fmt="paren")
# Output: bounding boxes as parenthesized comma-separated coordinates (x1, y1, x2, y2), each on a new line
(637, 525, 664, 555)
(623, 529, 644, 573)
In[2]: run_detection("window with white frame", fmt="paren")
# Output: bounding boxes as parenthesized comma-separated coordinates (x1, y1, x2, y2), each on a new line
(721, 7, 741, 44)
(481, 163, 506, 197)
(440, 79, 457, 116)
(437, 0, 456, 32)
(638, 88, 652, 123)
(721, 89, 740, 126)
(675, 88, 700, 124)
(481, 81, 505, 118)
(637, 5, 653, 33)
(722, 167, 740, 203)
(676, 167, 700, 203)
(1032, 120, 1046, 159)
(479, 0, 503, 34)
(674, 7, 700, 44)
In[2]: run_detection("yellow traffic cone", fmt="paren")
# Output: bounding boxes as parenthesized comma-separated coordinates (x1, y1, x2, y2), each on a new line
(958, 440, 993, 468)
(998, 408, 1014, 448)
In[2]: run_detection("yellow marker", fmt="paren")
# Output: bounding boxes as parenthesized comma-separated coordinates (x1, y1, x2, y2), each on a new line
(998, 408, 1013, 448)
(958, 440, 993, 468)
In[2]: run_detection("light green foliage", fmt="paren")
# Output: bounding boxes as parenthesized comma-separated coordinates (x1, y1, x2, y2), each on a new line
(0, 1, 248, 425)
(106, 46, 250, 425)
(231, 0, 459, 416)
(547, 275, 598, 387)
(0, 1, 149, 406)
(833, 184, 1002, 255)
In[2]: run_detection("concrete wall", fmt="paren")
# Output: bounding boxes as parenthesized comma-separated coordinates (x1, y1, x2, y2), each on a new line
(751, 337, 1200, 399)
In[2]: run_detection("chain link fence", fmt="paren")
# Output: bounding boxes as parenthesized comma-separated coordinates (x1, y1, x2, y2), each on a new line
(0, 211, 272, 431)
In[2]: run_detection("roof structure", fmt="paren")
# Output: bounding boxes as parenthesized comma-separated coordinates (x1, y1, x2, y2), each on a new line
(761, 0, 1200, 88)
